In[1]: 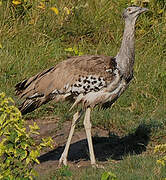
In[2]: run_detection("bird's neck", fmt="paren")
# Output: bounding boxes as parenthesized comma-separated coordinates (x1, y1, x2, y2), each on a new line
(116, 20, 136, 79)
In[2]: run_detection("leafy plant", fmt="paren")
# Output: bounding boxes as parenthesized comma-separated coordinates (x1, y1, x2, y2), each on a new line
(0, 92, 53, 179)
(101, 171, 117, 180)
(65, 45, 83, 56)
(154, 144, 166, 167)
(154, 144, 166, 179)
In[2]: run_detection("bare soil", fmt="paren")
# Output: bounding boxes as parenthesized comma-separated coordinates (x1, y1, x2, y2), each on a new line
(26, 117, 151, 176)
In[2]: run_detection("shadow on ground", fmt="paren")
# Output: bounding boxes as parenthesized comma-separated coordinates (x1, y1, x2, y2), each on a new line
(38, 124, 151, 164)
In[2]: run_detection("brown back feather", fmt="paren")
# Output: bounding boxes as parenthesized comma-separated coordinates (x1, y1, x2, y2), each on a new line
(15, 55, 117, 114)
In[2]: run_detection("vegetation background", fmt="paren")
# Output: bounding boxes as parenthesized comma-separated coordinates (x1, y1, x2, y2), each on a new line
(0, 0, 166, 179)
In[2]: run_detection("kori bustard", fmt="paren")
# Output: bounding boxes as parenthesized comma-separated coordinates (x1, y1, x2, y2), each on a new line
(15, 6, 148, 167)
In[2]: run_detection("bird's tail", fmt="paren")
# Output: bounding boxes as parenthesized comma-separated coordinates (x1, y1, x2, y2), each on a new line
(18, 93, 46, 115)
(15, 67, 55, 115)
(15, 77, 43, 115)
(15, 66, 54, 97)
(19, 99, 40, 115)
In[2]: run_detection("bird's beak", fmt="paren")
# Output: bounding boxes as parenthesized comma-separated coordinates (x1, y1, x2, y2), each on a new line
(139, 7, 149, 13)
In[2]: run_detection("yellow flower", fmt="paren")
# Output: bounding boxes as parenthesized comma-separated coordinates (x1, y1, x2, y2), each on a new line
(158, 9, 164, 14)
(38, 2, 45, 10)
(29, 18, 36, 25)
(50, 7, 59, 15)
(12, 0, 21, 5)
(157, 159, 165, 166)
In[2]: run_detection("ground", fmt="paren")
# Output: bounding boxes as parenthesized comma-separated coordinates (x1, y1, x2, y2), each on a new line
(26, 116, 151, 177)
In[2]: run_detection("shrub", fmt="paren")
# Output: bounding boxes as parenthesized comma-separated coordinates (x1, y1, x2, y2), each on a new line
(0, 92, 53, 179)
(154, 144, 166, 167)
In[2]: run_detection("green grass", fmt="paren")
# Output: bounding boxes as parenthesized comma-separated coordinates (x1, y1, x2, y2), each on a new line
(0, 0, 166, 179)
(38, 155, 166, 180)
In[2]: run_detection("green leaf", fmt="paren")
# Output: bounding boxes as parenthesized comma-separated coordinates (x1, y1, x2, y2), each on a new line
(101, 171, 117, 180)
(65, 47, 74, 52)
(29, 122, 40, 135)
(20, 141, 29, 149)
(15, 148, 28, 160)
(101, 172, 110, 180)
(26, 157, 30, 165)
(41, 137, 54, 148)
(29, 150, 40, 164)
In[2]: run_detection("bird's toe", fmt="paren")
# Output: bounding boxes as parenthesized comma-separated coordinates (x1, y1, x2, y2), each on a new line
(58, 155, 68, 167)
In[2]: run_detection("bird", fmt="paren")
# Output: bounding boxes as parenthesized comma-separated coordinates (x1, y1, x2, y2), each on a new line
(15, 6, 148, 167)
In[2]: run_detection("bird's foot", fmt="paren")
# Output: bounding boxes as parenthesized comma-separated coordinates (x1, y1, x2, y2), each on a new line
(58, 153, 67, 167)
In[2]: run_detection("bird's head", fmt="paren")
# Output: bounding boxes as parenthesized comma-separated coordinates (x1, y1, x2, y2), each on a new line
(123, 6, 148, 21)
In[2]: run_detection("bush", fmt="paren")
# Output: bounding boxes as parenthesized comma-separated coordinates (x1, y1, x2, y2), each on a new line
(0, 92, 53, 179)
(154, 144, 166, 167)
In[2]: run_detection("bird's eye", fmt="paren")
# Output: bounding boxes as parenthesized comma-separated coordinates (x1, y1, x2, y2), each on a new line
(128, 8, 131, 12)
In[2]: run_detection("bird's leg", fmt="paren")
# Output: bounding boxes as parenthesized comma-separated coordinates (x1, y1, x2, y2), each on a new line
(59, 110, 82, 166)
(83, 107, 96, 166)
